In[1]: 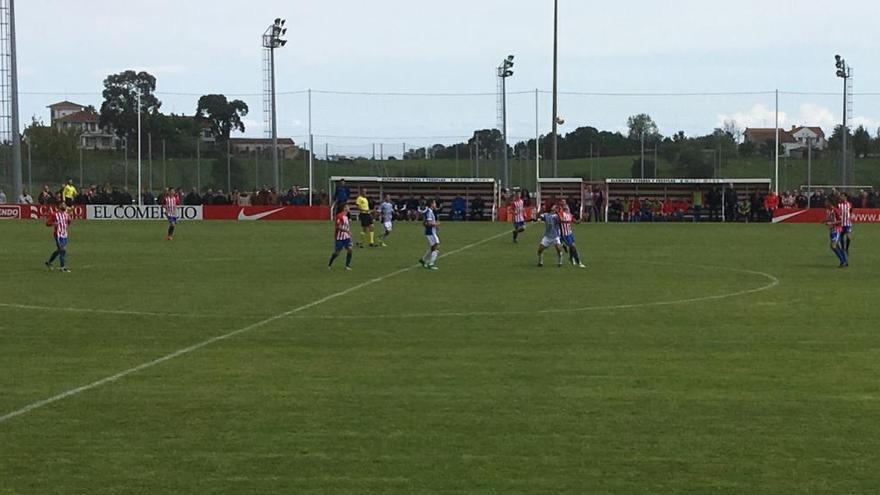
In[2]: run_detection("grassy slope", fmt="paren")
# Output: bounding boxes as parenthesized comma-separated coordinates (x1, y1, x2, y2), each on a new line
(7, 151, 878, 194)
(1, 220, 879, 493)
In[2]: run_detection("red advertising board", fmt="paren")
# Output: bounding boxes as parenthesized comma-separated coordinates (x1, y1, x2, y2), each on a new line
(0, 205, 21, 220)
(3, 204, 87, 220)
(773, 208, 880, 224)
(202, 205, 330, 221)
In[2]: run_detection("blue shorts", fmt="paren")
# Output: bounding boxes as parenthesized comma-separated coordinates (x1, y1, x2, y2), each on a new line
(55, 236, 68, 249)
(562, 234, 575, 246)
(842, 226, 852, 234)
(514, 221, 525, 230)
(829, 231, 841, 243)
(335, 239, 353, 251)
(167, 216, 178, 224)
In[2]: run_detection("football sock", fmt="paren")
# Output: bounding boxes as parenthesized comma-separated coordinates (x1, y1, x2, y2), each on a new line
(59, 251, 66, 268)
(429, 250, 439, 265)
(168, 224, 175, 236)
(832, 246, 845, 264)
(571, 247, 580, 264)
(513, 229, 518, 241)
(329, 252, 339, 266)
(48, 251, 59, 264)
(369, 232, 375, 245)
(845, 238, 851, 253)
(345, 251, 352, 267)
(537, 252, 543, 264)
(839, 247, 848, 265)
(557, 251, 563, 264)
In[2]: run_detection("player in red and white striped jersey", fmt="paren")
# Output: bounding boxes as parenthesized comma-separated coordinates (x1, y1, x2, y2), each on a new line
(558, 203, 586, 268)
(510, 191, 526, 243)
(164, 188, 181, 240)
(825, 198, 848, 268)
(45, 203, 72, 272)
(837, 193, 853, 254)
(328, 204, 353, 270)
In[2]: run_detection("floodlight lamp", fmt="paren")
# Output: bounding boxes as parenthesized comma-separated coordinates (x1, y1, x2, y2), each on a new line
(835, 54, 841, 62)
(507, 55, 514, 61)
(275, 18, 281, 25)
(281, 28, 287, 36)
(280, 19, 286, 26)
(280, 39, 288, 47)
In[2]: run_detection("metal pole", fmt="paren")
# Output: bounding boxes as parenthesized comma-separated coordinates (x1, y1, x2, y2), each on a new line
(654, 145, 658, 178)
(124, 137, 128, 191)
(270, 46, 279, 191)
(842, 73, 848, 187)
(535, 88, 540, 189)
(502, 73, 509, 188)
(640, 132, 645, 179)
(148, 132, 153, 192)
(79, 147, 83, 186)
(9, 0, 22, 201)
(807, 137, 812, 202)
(26, 136, 31, 192)
(254, 148, 259, 189)
(162, 139, 166, 190)
(308, 88, 314, 205)
(137, 91, 142, 205)
(551, 0, 559, 177)
(227, 139, 231, 192)
(196, 137, 201, 191)
(380, 143, 384, 161)
(774, 89, 779, 193)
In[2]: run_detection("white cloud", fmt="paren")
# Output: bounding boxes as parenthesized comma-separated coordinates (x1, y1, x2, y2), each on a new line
(852, 116, 879, 131)
(797, 103, 836, 129)
(717, 104, 787, 129)
(91, 65, 189, 78)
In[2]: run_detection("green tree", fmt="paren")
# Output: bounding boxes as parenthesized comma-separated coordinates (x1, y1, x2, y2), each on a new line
(626, 114, 660, 141)
(23, 121, 80, 181)
(674, 146, 713, 178)
(195, 94, 249, 141)
(98, 70, 161, 141)
(827, 125, 852, 153)
(852, 125, 871, 157)
(630, 158, 656, 179)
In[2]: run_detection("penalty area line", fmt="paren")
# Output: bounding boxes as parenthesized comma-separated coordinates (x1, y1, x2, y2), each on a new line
(0, 229, 510, 425)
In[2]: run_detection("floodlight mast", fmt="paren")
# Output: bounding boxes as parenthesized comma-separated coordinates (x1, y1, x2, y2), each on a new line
(263, 19, 287, 192)
(834, 54, 852, 187)
(497, 55, 514, 188)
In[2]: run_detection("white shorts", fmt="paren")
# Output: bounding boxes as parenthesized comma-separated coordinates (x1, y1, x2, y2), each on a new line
(426, 234, 440, 246)
(540, 236, 561, 248)
(383, 221, 393, 231)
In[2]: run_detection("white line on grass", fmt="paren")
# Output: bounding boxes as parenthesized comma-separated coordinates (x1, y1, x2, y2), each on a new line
(0, 230, 510, 425)
(0, 302, 211, 318)
(287, 264, 780, 320)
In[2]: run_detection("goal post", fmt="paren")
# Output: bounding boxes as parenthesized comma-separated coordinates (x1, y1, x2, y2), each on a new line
(328, 176, 499, 221)
(536, 178, 586, 218)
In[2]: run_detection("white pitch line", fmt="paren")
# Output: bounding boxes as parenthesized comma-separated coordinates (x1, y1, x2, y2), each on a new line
(287, 265, 780, 320)
(0, 230, 510, 425)
(0, 302, 212, 318)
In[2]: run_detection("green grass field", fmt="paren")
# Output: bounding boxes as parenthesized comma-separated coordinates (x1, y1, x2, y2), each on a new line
(1, 220, 879, 493)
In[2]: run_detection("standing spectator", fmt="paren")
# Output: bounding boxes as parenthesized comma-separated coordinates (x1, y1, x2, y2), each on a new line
(582, 186, 594, 222)
(725, 187, 738, 222)
(333, 178, 351, 213)
(184, 188, 201, 205)
(18, 189, 33, 204)
(0, 189, 7, 204)
(38, 186, 52, 205)
(142, 188, 155, 205)
(692, 188, 703, 222)
(764, 189, 779, 222)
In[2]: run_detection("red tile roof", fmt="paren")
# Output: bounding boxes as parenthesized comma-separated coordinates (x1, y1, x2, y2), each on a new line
(48, 101, 85, 109)
(230, 138, 296, 146)
(744, 128, 796, 144)
(56, 110, 98, 123)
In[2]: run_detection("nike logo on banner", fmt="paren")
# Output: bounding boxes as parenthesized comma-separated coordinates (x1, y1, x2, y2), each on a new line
(772, 210, 807, 224)
(238, 208, 285, 221)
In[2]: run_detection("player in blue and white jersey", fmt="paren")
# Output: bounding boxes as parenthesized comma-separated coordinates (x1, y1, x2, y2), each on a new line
(378, 194, 395, 247)
(536, 205, 564, 267)
(419, 199, 440, 270)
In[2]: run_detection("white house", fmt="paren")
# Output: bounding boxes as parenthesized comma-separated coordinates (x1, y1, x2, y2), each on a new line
(47, 101, 118, 150)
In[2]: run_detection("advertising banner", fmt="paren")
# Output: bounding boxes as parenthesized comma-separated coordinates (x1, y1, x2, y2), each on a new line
(773, 208, 880, 224)
(202, 205, 330, 221)
(86, 205, 203, 221)
(0, 205, 21, 220)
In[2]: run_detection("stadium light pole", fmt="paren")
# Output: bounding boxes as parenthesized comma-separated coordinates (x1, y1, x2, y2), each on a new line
(263, 18, 287, 192)
(137, 90, 142, 206)
(835, 54, 851, 187)
(497, 55, 514, 188)
(8, 0, 22, 201)
(551, 0, 559, 177)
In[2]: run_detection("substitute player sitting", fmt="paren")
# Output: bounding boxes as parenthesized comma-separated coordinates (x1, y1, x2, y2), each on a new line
(559, 204, 586, 268)
(536, 205, 564, 267)
(510, 191, 526, 243)
(164, 187, 180, 240)
(45, 203, 72, 273)
(328, 204, 354, 271)
(419, 199, 440, 270)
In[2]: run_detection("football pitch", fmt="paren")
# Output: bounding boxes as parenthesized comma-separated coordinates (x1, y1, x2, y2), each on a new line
(1, 219, 879, 493)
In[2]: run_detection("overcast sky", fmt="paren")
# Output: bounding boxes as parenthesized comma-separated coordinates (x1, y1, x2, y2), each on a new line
(17, 0, 880, 156)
